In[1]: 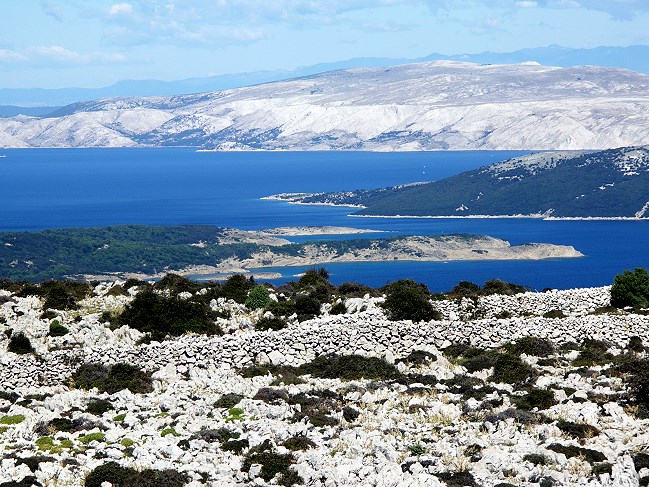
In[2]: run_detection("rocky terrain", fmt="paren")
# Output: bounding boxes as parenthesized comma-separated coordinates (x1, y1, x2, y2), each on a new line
(1, 275, 649, 486)
(2, 61, 649, 150)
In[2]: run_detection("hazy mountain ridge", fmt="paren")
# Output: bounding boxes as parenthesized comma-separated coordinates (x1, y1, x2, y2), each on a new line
(2, 61, 649, 150)
(267, 147, 649, 219)
(2, 44, 649, 108)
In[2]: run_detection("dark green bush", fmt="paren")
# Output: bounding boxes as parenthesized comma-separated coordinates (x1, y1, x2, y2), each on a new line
(48, 320, 69, 337)
(253, 387, 289, 404)
(481, 279, 527, 296)
(245, 285, 271, 310)
(592, 463, 613, 476)
(153, 274, 199, 295)
(296, 354, 402, 381)
(283, 435, 316, 451)
(342, 406, 360, 422)
(241, 440, 301, 486)
(611, 268, 649, 309)
(117, 289, 221, 340)
(543, 309, 566, 319)
(523, 453, 548, 466)
(381, 279, 441, 322)
(399, 350, 437, 366)
(448, 281, 481, 298)
(627, 336, 646, 353)
(222, 438, 249, 454)
(255, 317, 287, 331)
(513, 388, 557, 410)
(623, 358, 649, 410)
(294, 294, 321, 319)
(491, 353, 537, 384)
(38, 281, 91, 311)
(633, 453, 649, 471)
(267, 298, 296, 318)
(214, 393, 243, 409)
(338, 282, 375, 297)
(86, 399, 114, 415)
(221, 274, 255, 303)
(0, 476, 42, 487)
(546, 444, 606, 463)
(85, 461, 189, 487)
(8, 333, 34, 354)
(557, 420, 600, 439)
(435, 471, 478, 487)
(68, 362, 153, 394)
(329, 301, 347, 315)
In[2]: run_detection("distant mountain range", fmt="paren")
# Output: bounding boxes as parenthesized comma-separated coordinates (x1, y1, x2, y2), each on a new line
(2, 60, 649, 150)
(2, 44, 649, 110)
(267, 147, 649, 219)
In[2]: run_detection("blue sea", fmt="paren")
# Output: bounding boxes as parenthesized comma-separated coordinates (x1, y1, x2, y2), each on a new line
(2, 148, 648, 292)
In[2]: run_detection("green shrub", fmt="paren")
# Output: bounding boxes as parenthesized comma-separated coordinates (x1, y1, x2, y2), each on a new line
(557, 420, 600, 439)
(7, 333, 34, 354)
(255, 317, 287, 331)
(329, 301, 347, 315)
(448, 281, 481, 298)
(117, 289, 221, 340)
(267, 298, 296, 318)
(221, 274, 255, 303)
(628, 336, 646, 353)
(481, 279, 527, 296)
(513, 388, 557, 410)
(0, 414, 25, 425)
(0, 475, 43, 487)
(86, 399, 114, 415)
(546, 444, 606, 463)
(380, 279, 441, 322)
(214, 393, 243, 409)
(399, 350, 437, 366)
(283, 435, 316, 451)
(491, 353, 537, 384)
(153, 273, 199, 295)
(245, 285, 271, 310)
(48, 320, 69, 337)
(68, 362, 153, 394)
(294, 294, 321, 319)
(241, 440, 301, 486)
(80, 432, 106, 444)
(543, 309, 566, 319)
(611, 268, 649, 309)
(523, 453, 548, 466)
(85, 461, 189, 487)
(296, 354, 402, 381)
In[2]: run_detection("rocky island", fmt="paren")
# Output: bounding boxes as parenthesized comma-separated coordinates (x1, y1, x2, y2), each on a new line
(0, 225, 581, 282)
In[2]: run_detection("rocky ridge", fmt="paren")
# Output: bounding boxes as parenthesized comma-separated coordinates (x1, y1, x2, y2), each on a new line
(3, 61, 649, 150)
(1, 282, 649, 486)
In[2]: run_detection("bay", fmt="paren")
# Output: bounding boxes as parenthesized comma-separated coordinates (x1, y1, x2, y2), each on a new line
(1, 148, 647, 291)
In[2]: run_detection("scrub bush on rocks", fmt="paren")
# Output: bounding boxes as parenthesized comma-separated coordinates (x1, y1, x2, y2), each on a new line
(491, 353, 537, 384)
(241, 440, 302, 486)
(48, 320, 69, 337)
(254, 317, 287, 331)
(610, 267, 649, 309)
(7, 332, 34, 355)
(296, 354, 403, 381)
(220, 274, 256, 304)
(68, 362, 153, 394)
(245, 285, 271, 310)
(380, 279, 441, 322)
(84, 461, 189, 487)
(116, 289, 221, 340)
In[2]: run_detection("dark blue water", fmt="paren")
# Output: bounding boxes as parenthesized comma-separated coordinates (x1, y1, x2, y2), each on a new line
(2, 148, 647, 291)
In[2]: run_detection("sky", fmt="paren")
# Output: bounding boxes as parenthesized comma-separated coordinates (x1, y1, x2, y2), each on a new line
(1, 0, 649, 89)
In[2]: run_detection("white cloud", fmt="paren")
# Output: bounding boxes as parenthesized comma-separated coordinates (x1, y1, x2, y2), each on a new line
(108, 3, 134, 17)
(42, 2, 63, 22)
(515, 1, 538, 7)
(0, 49, 27, 63)
(22, 45, 126, 65)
